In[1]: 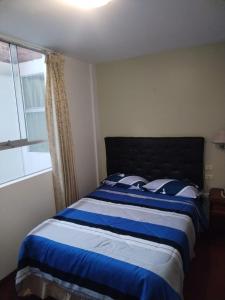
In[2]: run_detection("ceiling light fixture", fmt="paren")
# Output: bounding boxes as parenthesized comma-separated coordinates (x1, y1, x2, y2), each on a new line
(65, 0, 112, 9)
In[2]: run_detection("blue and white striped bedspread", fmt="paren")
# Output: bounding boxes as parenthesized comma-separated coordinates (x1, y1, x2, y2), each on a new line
(16, 186, 203, 300)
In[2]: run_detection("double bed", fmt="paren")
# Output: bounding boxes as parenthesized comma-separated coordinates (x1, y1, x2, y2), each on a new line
(16, 137, 205, 300)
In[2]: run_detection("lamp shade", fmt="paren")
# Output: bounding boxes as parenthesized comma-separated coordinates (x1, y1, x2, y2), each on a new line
(212, 129, 225, 144)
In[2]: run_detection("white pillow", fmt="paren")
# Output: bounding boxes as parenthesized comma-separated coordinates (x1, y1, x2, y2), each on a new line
(143, 179, 199, 199)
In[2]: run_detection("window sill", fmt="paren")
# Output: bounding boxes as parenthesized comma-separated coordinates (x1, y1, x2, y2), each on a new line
(0, 168, 52, 190)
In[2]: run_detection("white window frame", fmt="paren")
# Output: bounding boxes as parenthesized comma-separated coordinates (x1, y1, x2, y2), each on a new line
(0, 42, 47, 152)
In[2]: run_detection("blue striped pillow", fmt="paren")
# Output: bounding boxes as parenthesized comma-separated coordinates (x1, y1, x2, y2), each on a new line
(143, 179, 199, 199)
(102, 173, 148, 190)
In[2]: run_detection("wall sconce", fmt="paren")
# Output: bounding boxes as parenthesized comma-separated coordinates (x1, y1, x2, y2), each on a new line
(212, 129, 225, 149)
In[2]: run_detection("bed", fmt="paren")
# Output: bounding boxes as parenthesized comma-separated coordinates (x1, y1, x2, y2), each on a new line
(16, 137, 205, 300)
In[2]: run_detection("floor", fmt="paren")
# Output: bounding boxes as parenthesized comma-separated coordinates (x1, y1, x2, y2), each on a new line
(0, 232, 225, 300)
(184, 231, 225, 300)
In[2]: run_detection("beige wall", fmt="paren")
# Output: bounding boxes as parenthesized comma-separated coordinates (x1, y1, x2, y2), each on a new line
(96, 42, 225, 190)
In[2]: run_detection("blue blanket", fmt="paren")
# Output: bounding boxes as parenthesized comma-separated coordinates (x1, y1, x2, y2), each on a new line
(16, 186, 203, 300)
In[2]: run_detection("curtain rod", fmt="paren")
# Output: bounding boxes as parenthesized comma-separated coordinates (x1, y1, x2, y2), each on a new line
(0, 33, 55, 55)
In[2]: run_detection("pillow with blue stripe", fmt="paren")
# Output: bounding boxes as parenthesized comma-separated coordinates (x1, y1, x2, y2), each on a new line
(101, 173, 148, 190)
(143, 179, 199, 199)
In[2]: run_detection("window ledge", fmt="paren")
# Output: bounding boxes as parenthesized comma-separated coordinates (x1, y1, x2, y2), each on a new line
(0, 168, 52, 190)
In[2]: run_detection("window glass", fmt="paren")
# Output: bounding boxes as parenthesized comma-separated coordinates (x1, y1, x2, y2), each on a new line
(22, 74, 45, 108)
(0, 42, 51, 185)
(0, 42, 21, 141)
(25, 113, 49, 152)
(19, 49, 49, 153)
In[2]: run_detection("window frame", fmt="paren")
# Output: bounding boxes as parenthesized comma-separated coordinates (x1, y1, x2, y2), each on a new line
(0, 40, 51, 185)
(0, 43, 48, 152)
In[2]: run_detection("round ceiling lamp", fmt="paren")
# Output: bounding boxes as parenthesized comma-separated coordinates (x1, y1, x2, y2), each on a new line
(66, 0, 112, 9)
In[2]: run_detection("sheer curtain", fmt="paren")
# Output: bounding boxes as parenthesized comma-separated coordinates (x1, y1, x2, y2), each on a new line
(45, 53, 78, 211)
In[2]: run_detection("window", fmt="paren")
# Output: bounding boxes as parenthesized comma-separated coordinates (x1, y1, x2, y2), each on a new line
(22, 73, 48, 152)
(0, 41, 51, 185)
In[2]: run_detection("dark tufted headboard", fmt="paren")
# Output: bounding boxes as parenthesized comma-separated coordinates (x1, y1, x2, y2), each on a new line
(105, 137, 205, 189)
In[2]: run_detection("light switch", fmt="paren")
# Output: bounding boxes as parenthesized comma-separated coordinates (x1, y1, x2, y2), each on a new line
(205, 164, 213, 171)
(205, 174, 213, 180)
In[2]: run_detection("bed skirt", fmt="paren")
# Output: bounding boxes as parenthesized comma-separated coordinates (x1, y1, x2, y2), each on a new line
(17, 274, 93, 300)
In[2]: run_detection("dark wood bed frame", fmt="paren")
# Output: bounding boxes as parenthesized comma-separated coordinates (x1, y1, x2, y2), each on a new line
(105, 137, 205, 189)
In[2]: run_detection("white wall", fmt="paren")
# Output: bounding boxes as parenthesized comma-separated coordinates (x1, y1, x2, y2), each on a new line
(0, 55, 98, 280)
(0, 171, 55, 280)
(65, 57, 98, 197)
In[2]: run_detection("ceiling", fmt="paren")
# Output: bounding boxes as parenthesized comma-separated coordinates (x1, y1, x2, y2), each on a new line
(0, 0, 225, 63)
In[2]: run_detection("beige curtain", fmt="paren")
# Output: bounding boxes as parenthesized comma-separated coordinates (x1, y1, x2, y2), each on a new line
(45, 53, 78, 211)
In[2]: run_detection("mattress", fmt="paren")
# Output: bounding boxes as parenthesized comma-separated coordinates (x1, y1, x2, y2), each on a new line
(16, 185, 203, 300)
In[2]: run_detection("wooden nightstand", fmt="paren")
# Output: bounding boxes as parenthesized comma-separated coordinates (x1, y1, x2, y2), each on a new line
(209, 188, 225, 232)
